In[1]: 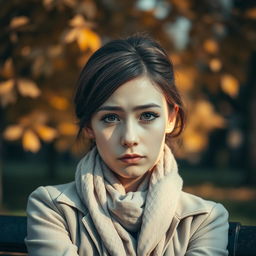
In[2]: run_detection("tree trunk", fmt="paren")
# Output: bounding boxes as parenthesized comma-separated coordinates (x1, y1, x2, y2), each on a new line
(47, 142, 57, 181)
(244, 51, 256, 185)
(0, 107, 4, 208)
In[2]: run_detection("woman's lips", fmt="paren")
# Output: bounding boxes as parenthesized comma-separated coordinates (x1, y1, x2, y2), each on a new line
(118, 154, 145, 164)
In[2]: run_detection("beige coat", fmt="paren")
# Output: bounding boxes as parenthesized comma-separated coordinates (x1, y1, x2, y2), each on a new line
(25, 182, 229, 256)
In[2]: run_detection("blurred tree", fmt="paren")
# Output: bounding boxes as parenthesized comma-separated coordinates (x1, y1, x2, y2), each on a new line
(0, 0, 256, 195)
(0, 0, 100, 205)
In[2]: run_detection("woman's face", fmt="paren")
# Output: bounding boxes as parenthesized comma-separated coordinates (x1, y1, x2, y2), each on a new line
(87, 76, 177, 184)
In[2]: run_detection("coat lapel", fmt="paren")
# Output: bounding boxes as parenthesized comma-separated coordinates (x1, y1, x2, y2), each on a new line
(55, 182, 102, 255)
(162, 191, 211, 254)
(163, 216, 180, 253)
(55, 182, 87, 214)
(82, 213, 102, 255)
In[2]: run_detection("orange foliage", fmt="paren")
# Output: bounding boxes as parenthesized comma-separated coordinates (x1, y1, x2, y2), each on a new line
(203, 39, 219, 54)
(48, 95, 69, 110)
(1, 0, 255, 163)
(209, 58, 222, 72)
(35, 124, 58, 142)
(221, 74, 240, 98)
(57, 122, 77, 136)
(9, 16, 29, 29)
(0, 79, 14, 95)
(3, 125, 23, 141)
(64, 14, 101, 52)
(17, 79, 41, 98)
(1, 59, 14, 78)
(22, 129, 41, 153)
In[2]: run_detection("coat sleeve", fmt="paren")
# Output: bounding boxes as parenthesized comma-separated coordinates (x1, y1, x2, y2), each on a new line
(185, 203, 229, 256)
(25, 186, 79, 256)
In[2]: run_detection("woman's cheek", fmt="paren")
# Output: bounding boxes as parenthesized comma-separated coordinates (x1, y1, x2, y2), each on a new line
(99, 126, 116, 142)
(150, 119, 166, 135)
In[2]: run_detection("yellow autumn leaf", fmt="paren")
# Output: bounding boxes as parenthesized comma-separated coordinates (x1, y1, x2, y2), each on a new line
(1, 59, 14, 78)
(35, 124, 58, 142)
(17, 79, 41, 98)
(77, 29, 101, 52)
(192, 100, 225, 130)
(87, 31, 101, 52)
(49, 95, 69, 110)
(3, 125, 23, 141)
(0, 79, 14, 95)
(77, 29, 89, 51)
(69, 14, 87, 27)
(22, 129, 41, 152)
(58, 122, 77, 136)
(195, 101, 214, 118)
(209, 58, 222, 72)
(203, 39, 219, 54)
(221, 74, 239, 98)
(9, 16, 29, 29)
(64, 28, 78, 43)
(175, 68, 196, 92)
(183, 132, 207, 152)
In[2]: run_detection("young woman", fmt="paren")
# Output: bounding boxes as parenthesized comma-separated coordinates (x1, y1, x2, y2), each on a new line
(25, 35, 229, 256)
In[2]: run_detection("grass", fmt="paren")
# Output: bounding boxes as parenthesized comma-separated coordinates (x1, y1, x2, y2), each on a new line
(1, 160, 256, 225)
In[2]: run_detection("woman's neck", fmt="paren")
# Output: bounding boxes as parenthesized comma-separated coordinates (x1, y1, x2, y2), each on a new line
(116, 171, 151, 193)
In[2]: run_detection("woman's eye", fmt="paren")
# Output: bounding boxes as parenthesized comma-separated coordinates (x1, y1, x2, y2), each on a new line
(140, 112, 159, 122)
(101, 114, 120, 123)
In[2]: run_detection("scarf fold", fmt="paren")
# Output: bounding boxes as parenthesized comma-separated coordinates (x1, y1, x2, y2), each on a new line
(75, 144, 183, 256)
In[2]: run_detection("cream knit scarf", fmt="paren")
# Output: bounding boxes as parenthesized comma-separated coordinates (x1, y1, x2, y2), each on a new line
(75, 144, 183, 256)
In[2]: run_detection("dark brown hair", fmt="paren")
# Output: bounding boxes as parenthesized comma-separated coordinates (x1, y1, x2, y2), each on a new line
(74, 35, 185, 141)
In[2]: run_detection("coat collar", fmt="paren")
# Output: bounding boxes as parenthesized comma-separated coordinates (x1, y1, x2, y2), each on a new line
(55, 182, 210, 219)
(175, 191, 211, 219)
(55, 181, 88, 214)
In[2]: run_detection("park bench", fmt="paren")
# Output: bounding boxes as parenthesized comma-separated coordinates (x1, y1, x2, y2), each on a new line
(0, 215, 256, 255)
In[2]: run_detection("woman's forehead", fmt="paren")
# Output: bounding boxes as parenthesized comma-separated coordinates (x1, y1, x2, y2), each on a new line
(101, 76, 166, 108)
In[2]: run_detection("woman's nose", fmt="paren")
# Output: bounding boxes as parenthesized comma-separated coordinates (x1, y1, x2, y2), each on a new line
(120, 121, 138, 148)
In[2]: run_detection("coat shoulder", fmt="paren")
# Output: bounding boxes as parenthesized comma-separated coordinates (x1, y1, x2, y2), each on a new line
(45, 182, 76, 200)
(29, 181, 75, 201)
(176, 191, 228, 219)
(29, 181, 87, 214)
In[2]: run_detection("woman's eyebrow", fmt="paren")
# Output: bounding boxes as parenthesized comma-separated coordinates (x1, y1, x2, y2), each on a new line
(96, 103, 161, 112)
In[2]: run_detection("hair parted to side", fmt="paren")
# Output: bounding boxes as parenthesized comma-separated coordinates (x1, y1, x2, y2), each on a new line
(74, 34, 185, 142)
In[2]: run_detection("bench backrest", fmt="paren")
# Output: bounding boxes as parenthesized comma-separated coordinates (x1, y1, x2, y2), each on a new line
(0, 215, 27, 255)
(0, 215, 255, 255)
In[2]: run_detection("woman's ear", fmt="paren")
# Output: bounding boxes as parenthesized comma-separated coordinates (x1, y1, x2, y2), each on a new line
(83, 126, 95, 139)
(166, 104, 179, 134)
